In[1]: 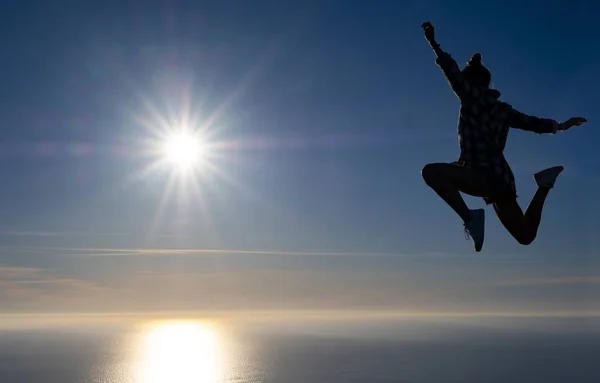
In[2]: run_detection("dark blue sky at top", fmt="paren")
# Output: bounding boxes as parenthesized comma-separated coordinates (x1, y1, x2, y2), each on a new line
(0, 0, 598, 260)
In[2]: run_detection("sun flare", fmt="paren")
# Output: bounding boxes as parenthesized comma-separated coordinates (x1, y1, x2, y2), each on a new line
(162, 131, 204, 171)
(128, 95, 250, 241)
(135, 321, 223, 383)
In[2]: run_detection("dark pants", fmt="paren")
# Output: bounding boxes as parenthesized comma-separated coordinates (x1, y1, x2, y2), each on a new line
(422, 162, 551, 246)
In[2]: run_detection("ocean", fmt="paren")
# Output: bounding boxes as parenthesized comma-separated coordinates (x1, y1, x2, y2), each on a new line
(0, 317, 598, 383)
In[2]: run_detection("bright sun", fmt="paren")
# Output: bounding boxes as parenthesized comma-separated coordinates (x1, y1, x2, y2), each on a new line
(162, 131, 204, 171)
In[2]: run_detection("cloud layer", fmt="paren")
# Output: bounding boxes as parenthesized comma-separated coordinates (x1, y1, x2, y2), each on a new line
(1, 245, 598, 315)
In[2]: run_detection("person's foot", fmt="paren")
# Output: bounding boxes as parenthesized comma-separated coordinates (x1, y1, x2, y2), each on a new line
(464, 209, 485, 252)
(534, 166, 564, 188)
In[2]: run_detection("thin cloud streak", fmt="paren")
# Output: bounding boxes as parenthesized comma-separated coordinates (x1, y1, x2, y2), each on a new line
(499, 276, 600, 287)
(0, 231, 128, 237)
(0, 245, 439, 258)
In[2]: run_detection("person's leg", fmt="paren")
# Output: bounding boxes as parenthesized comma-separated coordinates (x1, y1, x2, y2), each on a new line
(421, 162, 497, 222)
(492, 199, 535, 245)
(523, 187, 550, 233)
(421, 162, 499, 252)
(492, 166, 563, 245)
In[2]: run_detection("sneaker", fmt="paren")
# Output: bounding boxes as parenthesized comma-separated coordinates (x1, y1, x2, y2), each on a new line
(464, 209, 485, 252)
(534, 166, 564, 188)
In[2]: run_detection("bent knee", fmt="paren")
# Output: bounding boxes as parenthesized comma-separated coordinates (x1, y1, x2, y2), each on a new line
(421, 163, 443, 185)
(516, 232, 536, 246)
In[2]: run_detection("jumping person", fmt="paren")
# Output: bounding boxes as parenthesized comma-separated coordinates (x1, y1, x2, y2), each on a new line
(420, 22, 587, 252)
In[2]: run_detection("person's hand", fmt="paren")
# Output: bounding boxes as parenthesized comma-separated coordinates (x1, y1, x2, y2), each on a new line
(421, 22, 436, 45)
(559, 117, 587, 131)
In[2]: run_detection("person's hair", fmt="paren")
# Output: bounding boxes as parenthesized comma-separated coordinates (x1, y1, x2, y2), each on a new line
(462, 53, 491, 89)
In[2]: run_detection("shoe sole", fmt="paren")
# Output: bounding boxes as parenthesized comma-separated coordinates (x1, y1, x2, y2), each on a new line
(534, 166, 564, 188)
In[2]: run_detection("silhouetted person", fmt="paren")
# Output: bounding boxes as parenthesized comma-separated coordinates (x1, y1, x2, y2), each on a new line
(420, 21, 587, 252)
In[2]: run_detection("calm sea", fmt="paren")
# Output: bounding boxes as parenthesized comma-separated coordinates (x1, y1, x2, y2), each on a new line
(0, 317, 598, 383)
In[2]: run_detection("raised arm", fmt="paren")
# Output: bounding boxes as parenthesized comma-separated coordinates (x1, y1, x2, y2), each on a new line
(421, 22, 477, 101)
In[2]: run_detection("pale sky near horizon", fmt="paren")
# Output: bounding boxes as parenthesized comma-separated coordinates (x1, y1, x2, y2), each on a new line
(0, 0, 598, 315)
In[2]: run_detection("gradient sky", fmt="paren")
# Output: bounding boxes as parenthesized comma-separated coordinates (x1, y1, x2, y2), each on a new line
(0, 0, 598, 315)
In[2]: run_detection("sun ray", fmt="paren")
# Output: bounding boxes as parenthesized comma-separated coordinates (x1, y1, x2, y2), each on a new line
(134, 93, 176, 139)
(186, 168, 220, 245)
(97, 48, 300, 246)
(145, 170, 179, 246)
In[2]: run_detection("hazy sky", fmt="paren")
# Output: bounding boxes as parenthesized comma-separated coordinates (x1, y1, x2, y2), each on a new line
(0, 0, 598, 315)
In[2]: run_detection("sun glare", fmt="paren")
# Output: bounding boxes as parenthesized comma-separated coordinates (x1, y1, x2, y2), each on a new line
(135, 321, 223, 383)
(128, 94, 250, 241)
(162, 131, 204, 171)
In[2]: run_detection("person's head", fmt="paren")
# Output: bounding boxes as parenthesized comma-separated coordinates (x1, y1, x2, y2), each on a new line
(462, 53, 491, 89)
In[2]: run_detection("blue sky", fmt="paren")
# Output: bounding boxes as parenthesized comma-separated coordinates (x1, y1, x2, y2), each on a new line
(0, 0, 598, 315)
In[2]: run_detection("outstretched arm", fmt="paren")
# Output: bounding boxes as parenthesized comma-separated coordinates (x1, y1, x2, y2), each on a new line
(506, 107, 560, 134)
(507, 106, 587, 134)
(422, 22, 476, 101)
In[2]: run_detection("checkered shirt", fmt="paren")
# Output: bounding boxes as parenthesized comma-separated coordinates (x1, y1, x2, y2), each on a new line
(434, 49, 559, 201)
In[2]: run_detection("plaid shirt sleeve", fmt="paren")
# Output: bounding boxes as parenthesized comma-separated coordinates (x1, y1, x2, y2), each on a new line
(505, 105, 559, 134)
(435, 50, 480, 101)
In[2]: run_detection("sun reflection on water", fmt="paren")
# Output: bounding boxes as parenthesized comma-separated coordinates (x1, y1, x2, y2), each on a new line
(134, 321, 224, 383)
